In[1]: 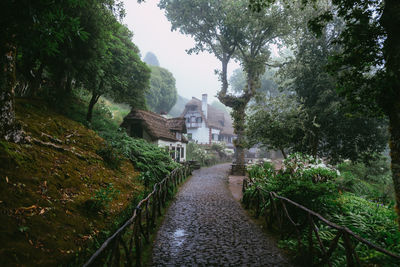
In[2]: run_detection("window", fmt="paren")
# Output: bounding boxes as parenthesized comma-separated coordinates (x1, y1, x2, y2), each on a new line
(170, 146, 176, 159)
(191, 117, 196, 122)
(176, 147, 181, 162)
(187, 133, 192, 140)
(181, 147, 185, 158)
(176, 132, 181, 140)
(196, 117, 202, 123)
(212, 134, 218, 140)
(130, 122, 142, 138)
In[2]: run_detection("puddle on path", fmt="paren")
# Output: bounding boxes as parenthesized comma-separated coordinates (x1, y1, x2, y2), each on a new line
(172, 228, 186, 246)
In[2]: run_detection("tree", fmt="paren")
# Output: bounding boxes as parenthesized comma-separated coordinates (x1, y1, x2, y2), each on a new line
(281, 19, 388, 162)
(168, 94, 189, 117)
(160, 0, 291, 173)
(0, 0, 127, 140)
(230, 68, 279, 99)
(84, 20, 150, 122)
(0, 0, 89, 141)
(144, 52, 160, 66)
(145, 65, 177, 114)
(250, 0, 400, 227)
(247, 94, 307, 158)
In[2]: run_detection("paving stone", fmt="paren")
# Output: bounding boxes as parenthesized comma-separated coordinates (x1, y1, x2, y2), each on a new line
(152, 164, 294, 266)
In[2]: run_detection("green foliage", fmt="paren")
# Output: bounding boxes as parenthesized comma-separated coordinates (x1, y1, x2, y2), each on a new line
(336, 156, 394, 203)
(65, 90, 177, 189)
(91, 183, 120, 210)
(96, 144, 122, 170)
(146, 65, 177, 114)
(246, 94, 307, 157)
(186, 142, 216, 166)
(278, 13, 388, 162)
(247, 153, 339, 214)
(65, 89, 119, 133)
(247, 162, 274, 180)
(230, 68, 279, 99)
(143, 52, 160, 66)
(101, 130, 179, 188)
(160, 0, 293, 166)
(186, 142, 230, 167)
(245, 152, 400, 265)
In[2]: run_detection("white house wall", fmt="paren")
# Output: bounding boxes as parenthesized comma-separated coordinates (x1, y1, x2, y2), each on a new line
(188, 126, 210, 144)
(155, 139, 187, 162)
(211, 128, 220, 135)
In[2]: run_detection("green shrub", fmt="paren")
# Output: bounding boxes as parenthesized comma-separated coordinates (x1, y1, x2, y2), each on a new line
(245, 153, 400, 266)
(186, 142, 227, 167)
(90, 183, 120, 211)
(101, 129, 179, 188)
(246, 153, 339, 215)
(63, 89, 178, 188)
(96, 144, 122, 170)
(337, 155, 394, 203)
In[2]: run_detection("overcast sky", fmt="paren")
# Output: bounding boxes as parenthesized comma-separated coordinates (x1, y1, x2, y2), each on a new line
(123, 0, 240, 103)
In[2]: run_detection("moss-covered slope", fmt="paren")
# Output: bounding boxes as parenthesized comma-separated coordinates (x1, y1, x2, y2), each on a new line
(0, 99, 143, 266)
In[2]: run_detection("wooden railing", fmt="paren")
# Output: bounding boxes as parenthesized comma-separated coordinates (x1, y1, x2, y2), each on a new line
(82, 163, 192, 267)
(242, 178, 400, 266)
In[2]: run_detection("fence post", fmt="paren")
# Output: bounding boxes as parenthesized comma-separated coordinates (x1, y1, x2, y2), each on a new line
(134, 209, 142, 267)
(308, 214, 314, 266)
(343, 232, 355, 267)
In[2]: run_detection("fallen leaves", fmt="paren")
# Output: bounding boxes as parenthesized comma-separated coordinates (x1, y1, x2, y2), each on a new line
(14, 205, 51, 216)
(58, 248, 74, 254)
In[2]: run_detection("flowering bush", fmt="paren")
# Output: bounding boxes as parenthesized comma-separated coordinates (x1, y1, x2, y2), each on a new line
(244, 153, 400, 266)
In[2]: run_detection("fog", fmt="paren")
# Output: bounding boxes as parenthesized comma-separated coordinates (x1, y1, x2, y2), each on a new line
(123, 0, 240, 103)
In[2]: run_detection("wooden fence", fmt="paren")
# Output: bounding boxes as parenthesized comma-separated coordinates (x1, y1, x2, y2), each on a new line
(82, 163, 192, 267)
(242, 178, 400, 266)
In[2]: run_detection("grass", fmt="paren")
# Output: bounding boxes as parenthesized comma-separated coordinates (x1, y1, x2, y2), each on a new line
(0, 97, 143, 266)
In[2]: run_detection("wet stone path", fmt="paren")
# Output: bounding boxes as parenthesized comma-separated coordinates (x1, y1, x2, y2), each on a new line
(152, 164, 292, 266)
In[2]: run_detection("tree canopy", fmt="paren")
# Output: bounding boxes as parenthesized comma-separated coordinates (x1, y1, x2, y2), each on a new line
(144, 52, 160, 66)
(0, 0, 150, 131)
(145, 65, 177, 114)
(249, 0, 400, 227)
(160, 0, 293, 172)
(247, 94, 307, 159)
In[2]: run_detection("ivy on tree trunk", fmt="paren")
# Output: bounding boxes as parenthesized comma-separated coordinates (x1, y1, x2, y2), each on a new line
(0, 43, 24, 143)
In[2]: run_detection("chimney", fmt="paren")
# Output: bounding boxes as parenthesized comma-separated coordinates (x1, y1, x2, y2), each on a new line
(202, 94, 208, 120)
(160, 111, 168, 118)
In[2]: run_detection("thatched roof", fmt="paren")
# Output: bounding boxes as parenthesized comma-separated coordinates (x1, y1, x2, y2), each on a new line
(121, 109, 187, 142)
(181, 97, 234, 135)
(167, 117, 186, 132)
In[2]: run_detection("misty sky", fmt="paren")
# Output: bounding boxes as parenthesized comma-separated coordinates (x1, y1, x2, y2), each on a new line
(123, 0, 240, 103)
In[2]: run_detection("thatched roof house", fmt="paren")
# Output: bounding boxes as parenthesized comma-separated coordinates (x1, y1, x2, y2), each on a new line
(121, 109, 187, 162)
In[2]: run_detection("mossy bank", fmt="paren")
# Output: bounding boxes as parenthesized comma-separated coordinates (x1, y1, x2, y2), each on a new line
(0, 99, 144, 266)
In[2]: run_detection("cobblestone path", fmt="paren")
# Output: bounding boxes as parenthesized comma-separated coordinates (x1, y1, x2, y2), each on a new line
(152, 164, 293, 266)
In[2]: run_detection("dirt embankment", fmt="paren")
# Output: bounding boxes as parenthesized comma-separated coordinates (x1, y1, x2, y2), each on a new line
(0, 99, 143, 266)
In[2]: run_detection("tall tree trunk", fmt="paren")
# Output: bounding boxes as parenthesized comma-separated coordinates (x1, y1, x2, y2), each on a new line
(231, 102, 248, 175)
(0, 43, 24, 142)
(86, 92, 101, 123)
(389, 110, 400, 228)
(382, 0, 400, 228)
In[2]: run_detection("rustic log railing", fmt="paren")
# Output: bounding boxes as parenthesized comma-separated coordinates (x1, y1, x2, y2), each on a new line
(82, 163, 192, 267)
(242, 178, 400, 266)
